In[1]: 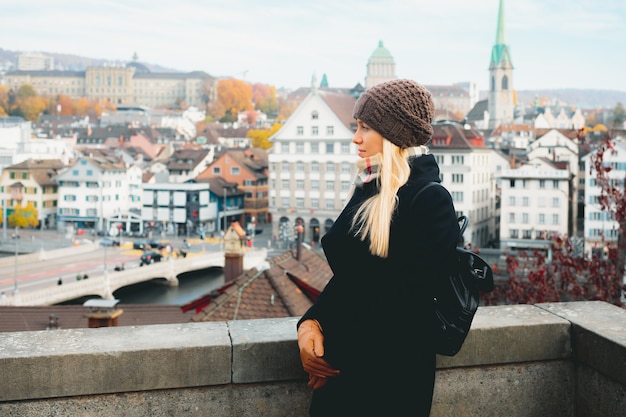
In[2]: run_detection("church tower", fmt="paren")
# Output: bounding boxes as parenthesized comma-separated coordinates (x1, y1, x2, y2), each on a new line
(365, 40, 396, 89)
(488, 0, 515, 129)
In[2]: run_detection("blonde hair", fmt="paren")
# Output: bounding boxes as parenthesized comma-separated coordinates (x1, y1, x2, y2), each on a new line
(351, 140, 411, 257)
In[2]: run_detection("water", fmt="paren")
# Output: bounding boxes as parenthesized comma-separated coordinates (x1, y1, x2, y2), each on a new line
(112, 269, 225, 305)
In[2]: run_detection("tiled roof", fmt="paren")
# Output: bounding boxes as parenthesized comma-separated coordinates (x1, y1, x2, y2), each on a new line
(319, 90, 358, 131)
(190, 247, 332, 321)
(0, 305, 195, 333)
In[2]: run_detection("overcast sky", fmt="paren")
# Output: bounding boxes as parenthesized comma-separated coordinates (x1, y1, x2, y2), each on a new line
(3, 0, 626, 93)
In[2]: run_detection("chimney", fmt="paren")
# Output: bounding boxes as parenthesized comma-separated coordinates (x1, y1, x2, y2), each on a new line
(83, 299, 123, 328)
(295, 220, 304, 261)
(223, 222, 245, 283)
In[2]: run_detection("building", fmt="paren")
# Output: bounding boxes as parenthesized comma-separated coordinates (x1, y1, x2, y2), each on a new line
(498, 158, 571, 255)
(488, 0, 515, 129)
(140, 182, 214, 237)
(582, 136, 626, 257)
(0, 159, 66, 229)
(527, 129, 579, 236)
(268, 86, 357, 246)
(17, 52, 54, 71)
(4, 64, 217, 109)
(198, 148, 270, 227)
(364, 40, 396, 89)
(56, 156, 133, 233)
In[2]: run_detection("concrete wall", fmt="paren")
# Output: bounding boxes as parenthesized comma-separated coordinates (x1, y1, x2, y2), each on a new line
(0, 302, 624, 417)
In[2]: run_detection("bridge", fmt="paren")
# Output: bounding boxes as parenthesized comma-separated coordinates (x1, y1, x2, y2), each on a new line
(0, 248, 268, 306)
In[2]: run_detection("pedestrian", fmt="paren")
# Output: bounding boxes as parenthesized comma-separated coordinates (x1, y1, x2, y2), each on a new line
(57, 277, 63, 285)
(296, 79, 460, 416)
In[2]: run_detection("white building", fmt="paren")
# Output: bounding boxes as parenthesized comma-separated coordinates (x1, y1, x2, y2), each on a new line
(0, 117, 32, 170)
(527, 129, 579, 235)
(17, 52, 54, 71)
(268, 87, 357, 246)
(498, 159, 571, 254)
(431, 121, 500, 247)
(56, 156, 132, 233)
(582, 137, 626, 257)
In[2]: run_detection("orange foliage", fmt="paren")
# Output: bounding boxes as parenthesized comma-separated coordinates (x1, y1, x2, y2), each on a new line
(209, 78, 253, 120)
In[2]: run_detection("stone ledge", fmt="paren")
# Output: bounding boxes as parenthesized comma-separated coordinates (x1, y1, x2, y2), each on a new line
(436, 304, 571, 368)
(0, 322, 231, 401)
(537, 301, 626, 386)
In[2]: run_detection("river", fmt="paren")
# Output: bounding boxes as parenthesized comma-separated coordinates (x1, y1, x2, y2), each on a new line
(111, 268, 225, 306)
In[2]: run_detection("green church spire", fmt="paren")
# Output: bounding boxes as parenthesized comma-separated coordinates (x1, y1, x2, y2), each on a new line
(489, 0, 513, 69)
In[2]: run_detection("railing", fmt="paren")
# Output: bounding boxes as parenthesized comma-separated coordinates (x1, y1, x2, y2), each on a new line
(0, 301, 624, 416)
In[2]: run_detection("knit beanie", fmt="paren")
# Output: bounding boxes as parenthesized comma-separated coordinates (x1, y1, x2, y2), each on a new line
(353, 79, 435, 148)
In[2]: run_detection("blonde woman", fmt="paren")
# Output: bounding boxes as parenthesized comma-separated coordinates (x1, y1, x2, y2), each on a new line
(297, 79, 459, 416)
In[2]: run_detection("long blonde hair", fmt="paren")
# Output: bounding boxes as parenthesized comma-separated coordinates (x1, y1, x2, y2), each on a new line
(351, 140, 411, 257)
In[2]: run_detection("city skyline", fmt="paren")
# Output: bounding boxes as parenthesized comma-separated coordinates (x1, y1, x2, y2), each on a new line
(3, 0, 626, 93)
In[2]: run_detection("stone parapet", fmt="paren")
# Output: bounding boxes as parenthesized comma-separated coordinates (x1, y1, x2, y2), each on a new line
(0, 302, 624, 417)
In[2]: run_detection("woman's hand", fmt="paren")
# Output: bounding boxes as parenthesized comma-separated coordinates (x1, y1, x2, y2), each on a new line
(297, 319, 340, 387)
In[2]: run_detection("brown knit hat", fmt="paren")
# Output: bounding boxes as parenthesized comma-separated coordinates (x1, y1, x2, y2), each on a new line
(353, 79, 435, 148)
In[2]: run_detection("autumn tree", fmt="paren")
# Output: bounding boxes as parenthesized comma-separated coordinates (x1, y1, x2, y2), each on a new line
(246, 122, 282, 150)
(0, 85, 9, 116)
(251, 83, 278, 116)
(209, 78, 253, 122)
(612, 102, 625, 129)
(10, 85, 49, 121)
(8, 202, 39, 229)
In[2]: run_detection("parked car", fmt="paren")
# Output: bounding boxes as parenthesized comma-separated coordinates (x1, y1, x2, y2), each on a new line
(100, 237, 120, 247)
(139, 250, 163, 266)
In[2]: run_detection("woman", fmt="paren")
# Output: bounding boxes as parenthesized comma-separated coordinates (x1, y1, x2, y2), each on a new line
(297, 79, 459, 416)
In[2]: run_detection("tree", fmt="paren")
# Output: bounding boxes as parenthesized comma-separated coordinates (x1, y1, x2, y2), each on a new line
(10, 85, 49, 121)
(246, 123, 282, 150)
(612, 102, 625, 129)
(209, 78, 253, 122)
(8, 202, 39, 229)
(0, 85, 9, 116)
(251, 83, 278, 116)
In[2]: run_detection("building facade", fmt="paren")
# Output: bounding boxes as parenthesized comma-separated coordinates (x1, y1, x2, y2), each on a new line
(268, 88, 357, 247)
(364, 40, 396, 89)
(4, 65, 217, 109)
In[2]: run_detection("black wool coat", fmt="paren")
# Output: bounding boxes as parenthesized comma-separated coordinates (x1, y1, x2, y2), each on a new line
(298, 154, 459, 417)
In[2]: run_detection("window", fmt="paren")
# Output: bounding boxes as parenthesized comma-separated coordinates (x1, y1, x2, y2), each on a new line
(522, 196, 529, 206)
(341, 143, 350, 154)
(296, 180, 304, 189)
(296, 162, 304, 172)
(326, 199, 334, 209)
(341, 181, 351, 192)
(311, 143, 319, 153)
(326, 181, 334, 190)
(538, 213, 546, 224)
(213, 166, 221, 175)
(311, 111, 319, 120)
(508, 212, 515, 223)
(281, 143, 289, 153)
(326, 143, 334, 154)
(296, 143, 304, 153)
(64, 195, 77, 201)
(552, 197, 560, 207)
(509, 196, 516, 206)
(311, 198, 319, 208)
(522, 213, 529, 223)
(281, 162, 290, 171)
(523, 229, 532, 239)
(452, 174, 464, 183)
(312, 126, 319, 136)
(311, 180, 319, 190)
(297, 126, 303, 135)
(552, 214, 559, 225)
(451, 155, 464, 164)
(451, 191, 463, 202)
(311, 162, 319, 172)
(509, 229, 518, 238)
(341, 162, 351, 173)
(281, 198, 289, 207)
(539, 180, 546, 189)
(296, 198, 304, 208)
(281, 180, 289, 189)
(326, 162, 335, 173)
(326, 126, 334, 135)
(230, 167, 240, 175)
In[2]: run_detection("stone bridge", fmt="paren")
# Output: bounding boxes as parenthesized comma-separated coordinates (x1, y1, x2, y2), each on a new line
(0, 249, 268, 306)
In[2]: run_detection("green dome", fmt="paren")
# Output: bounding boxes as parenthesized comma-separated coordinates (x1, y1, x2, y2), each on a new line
(370, 40, 393, 58)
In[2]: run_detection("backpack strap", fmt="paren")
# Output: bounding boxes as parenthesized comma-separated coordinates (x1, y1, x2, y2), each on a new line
(410, 181, 470, 239)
